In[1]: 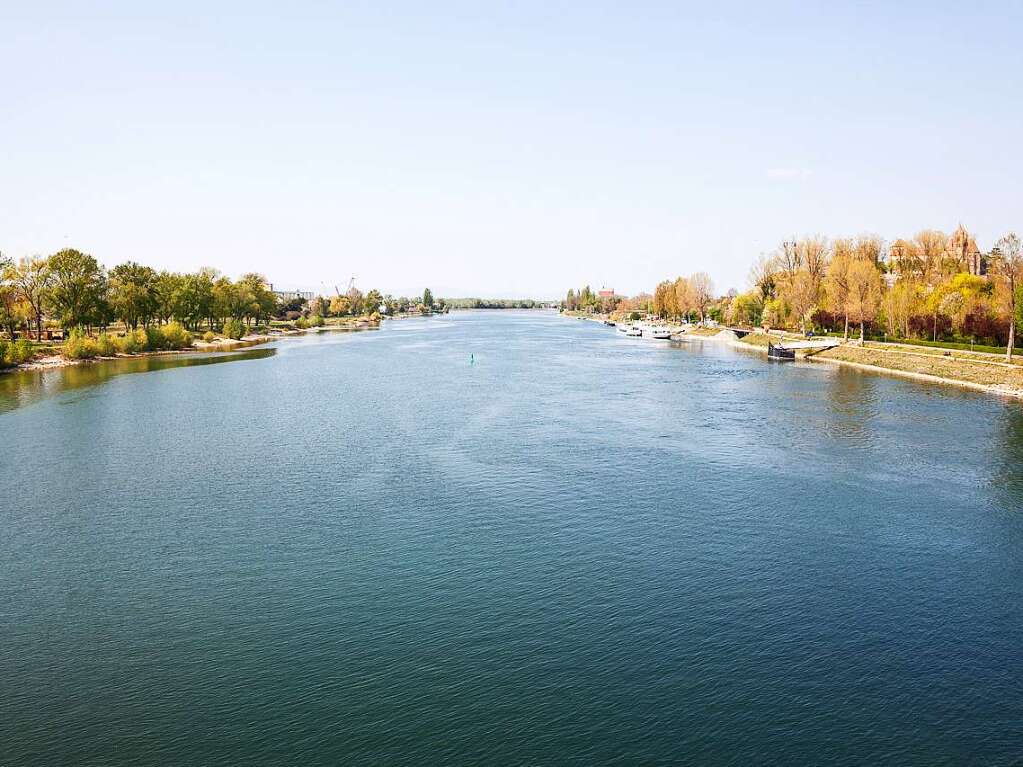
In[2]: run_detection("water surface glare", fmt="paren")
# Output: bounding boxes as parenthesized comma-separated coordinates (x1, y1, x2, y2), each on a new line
(2, 311, 1022, 765)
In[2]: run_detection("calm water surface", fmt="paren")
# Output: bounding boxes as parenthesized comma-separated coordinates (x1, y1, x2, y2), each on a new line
(2, 311, 1022, 765)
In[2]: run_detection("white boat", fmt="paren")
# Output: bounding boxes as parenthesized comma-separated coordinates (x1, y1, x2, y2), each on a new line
(644, 324, 672, 340)
(617, 322, 630, 333)
(625, 324, 643, 337)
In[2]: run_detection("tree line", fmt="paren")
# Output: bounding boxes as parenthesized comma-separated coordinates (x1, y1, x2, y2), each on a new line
(299, 288, 440, 319)
(652, 273, 715, 323)
(717, 229, 1023, 358)
(637, 227, 1022, 360)
(445, 298, 540, 309)
(0, 249, 279, 340)
(0, 247, 438, 346)
(564, 286, 617, 313)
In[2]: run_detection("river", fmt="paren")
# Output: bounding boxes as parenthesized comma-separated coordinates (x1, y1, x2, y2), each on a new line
(1, 311, 1021, 765)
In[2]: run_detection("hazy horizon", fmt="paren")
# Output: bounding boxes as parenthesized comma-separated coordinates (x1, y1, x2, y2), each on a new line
(4, 1, 1022, 299)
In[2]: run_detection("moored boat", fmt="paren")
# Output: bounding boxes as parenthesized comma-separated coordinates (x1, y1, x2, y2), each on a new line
(645, 325, 672, 339)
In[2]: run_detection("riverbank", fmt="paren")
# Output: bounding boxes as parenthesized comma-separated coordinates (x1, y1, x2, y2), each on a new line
(730, 331, 1023, 400)
(4, 318, 382, 375)
(12, 335, 279, 372)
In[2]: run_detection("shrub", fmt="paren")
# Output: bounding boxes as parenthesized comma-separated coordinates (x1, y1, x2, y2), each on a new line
(143, 325, 165, 351)
(115, 329, 146, 354)
(63, 329, 99, 360)
(308, 314, 324, 327)
(203, 331, 216, 343)
(294, 317, 310, 330)
(5, 339, 34, 365)
(96, 333, 117, 356)
(222, 317, 245, 340)
(161, 322, 193, 350)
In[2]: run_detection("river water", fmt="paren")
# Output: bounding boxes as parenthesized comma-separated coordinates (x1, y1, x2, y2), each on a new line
(2, 311, 1021, 765)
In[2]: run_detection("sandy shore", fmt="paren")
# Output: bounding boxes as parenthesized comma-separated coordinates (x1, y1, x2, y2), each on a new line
(4, 319, 387, 375)
(7, 333, 283, 373)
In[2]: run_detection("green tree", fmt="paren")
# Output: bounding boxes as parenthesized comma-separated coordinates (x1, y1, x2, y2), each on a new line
(154, 271, 184, 325)
(422, 288, 434, 308)
(109, 262, 157, 330)
(171, 269, 214, 329)
(728, 291, 762, 327)
(48, 248, 106, 331)
(222, 317, 245, 340)
(0, 255, 28, 339)
(238, 273, 276, 326)
(12, 256, 53, 340)
(364, 289, 383, 315)
(347, 287, 364, 316)
(214, 277, 250, 324)
(330, 294, 352, 316)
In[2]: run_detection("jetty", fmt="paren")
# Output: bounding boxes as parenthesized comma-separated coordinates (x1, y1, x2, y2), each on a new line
(768, 338, 843, 360)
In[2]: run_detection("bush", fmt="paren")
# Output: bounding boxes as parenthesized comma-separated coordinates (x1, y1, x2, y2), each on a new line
(203, 331, 216, 343)
(160, 322, 193, 350)
(308, 314, 324, 327)
(14, 340, 30, 363)
(96, 333, 117, 356)
(222, 318, 245, 340)
(63, 329, 99, 360)
(294, 317, 310, 330)
(115, 329, 146, 354)
(4, 339, 34, 366)
(143, 325, 164, 351)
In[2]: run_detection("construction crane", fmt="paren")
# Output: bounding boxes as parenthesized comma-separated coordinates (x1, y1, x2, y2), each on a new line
(324, 277, 356, 297)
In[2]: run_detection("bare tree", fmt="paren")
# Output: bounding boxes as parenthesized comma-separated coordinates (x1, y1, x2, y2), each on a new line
(673, 277, 692, 321)
(786, 272, 818, 332)
(914, 230, 947, 281)
(824, 249, 853, 338)
(776, 239, 802, 281)
(798, 236, 829, 292)
(689, 272, 714, 323)
(993, 233, 1023, 361)
(748, 254, 778, 303)
(881, 281, 918, 339)
(854, 234, 885, 266)
(845, 260, 882, 343)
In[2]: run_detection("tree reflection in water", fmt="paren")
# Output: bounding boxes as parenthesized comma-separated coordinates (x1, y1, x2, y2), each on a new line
(0, 348, 277, 413)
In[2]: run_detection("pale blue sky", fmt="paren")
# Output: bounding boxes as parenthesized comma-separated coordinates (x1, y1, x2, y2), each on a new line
(2, 1, 1021, 297)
